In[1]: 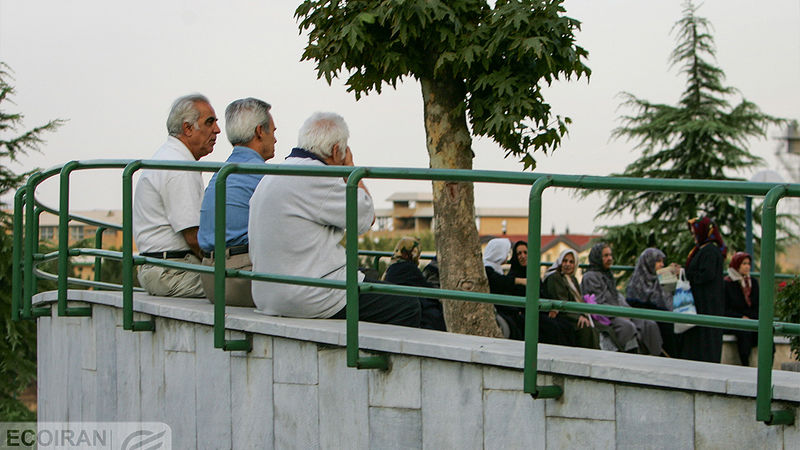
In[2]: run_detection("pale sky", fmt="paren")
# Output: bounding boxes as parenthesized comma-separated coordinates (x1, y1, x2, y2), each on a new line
(1, 0, 798, 234)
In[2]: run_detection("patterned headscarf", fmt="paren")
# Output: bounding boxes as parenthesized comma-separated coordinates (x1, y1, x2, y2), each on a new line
(726, 251, 752, 307)
(391, 237, 421, 265)
(483, 238, 511, 274)
(626, 248, 671, 310)
(686, 216, 727, 267)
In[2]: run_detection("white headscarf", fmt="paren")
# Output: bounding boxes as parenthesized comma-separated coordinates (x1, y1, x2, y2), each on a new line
(543, 248, 579, 280)
(482, 238, 512, 273)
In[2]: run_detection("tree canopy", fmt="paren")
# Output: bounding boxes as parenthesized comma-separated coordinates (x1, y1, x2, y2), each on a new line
(295, 0, 590, 168)
(592, 1, 787, 265)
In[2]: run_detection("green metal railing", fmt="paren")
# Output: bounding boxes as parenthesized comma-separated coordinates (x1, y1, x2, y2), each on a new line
(12, 159, 800, 426)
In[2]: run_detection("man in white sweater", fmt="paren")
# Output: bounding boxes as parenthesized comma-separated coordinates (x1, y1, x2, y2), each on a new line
(248, 112, 420, 327)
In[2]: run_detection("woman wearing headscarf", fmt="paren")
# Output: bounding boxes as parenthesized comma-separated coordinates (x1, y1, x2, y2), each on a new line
(581, 243, 663, 355)
(626, 247, 678, 356)
(724, 251, 760, 365)
(681, 216, 726, 362)
(541, 249, 600, 349)
(508, 241, 528, 279)
(483, 238, 572, 344)
(384, 237, 446, 331)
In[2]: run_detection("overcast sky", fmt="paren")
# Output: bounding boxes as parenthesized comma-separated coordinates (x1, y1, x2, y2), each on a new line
(1, 0, 798, 234)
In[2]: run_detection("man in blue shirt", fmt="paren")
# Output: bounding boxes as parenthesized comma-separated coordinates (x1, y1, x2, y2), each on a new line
(198, 98, 277, 306)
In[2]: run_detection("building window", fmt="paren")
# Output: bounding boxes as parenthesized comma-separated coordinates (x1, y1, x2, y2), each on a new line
(40, 226, 56, 241)
(70, 226, 84, 241)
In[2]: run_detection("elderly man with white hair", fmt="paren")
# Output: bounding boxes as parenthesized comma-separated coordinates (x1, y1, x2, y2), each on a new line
(134, 93, 220, 297)
(197, 97, 277, 307)
(248, 112, 421, 327)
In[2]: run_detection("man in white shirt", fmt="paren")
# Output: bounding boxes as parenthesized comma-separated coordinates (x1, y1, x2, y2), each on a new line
(249, 112, 420, 326)
(133, 94, 220, 297)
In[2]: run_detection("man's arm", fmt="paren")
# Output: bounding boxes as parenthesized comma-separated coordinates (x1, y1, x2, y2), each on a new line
(343, 147, 375, 226)
(181, 226, 203, 259)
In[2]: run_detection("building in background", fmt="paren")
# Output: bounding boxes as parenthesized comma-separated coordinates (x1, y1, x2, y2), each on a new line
(36, 210, 126, 280)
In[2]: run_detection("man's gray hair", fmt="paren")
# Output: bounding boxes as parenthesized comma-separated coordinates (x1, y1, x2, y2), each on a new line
(297, 112, 349, 159)
(166, 94, 210, 137)
(225, 98, 272, 146)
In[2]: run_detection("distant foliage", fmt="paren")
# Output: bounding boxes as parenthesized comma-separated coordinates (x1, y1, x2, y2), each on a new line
(295, 0, 590, 168)
(0, 62, 64, 419)
(776, 278, 800, 361)
(591, 2, 789, 265)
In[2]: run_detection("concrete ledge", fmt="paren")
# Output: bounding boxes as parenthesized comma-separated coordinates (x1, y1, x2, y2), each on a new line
(33, 290, 800, 403)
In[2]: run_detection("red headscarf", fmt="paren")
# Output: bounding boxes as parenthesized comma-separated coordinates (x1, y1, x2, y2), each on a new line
(686, 216, 727, 267)
(726, 252, 752, 306)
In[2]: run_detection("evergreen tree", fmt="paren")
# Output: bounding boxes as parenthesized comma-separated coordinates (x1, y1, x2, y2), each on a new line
(0, 62, 64, 419)
(593, 1, 786, 266)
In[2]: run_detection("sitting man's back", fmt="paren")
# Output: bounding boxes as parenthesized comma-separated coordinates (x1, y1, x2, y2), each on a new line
(249, 112, 420, 326)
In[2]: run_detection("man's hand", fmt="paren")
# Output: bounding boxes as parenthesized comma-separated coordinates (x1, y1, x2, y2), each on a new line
(181, 227, 203, 259)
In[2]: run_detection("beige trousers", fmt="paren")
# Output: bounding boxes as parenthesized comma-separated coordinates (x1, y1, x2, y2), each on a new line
(200, 252, 254, 307)
(137, 254, 204, 298)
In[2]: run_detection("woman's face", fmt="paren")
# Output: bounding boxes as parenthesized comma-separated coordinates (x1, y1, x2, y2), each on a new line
(654, 259, 664, 271)
(561, 253, 576, 276)
(738, 258, 751, 276)
(601, 246, 613, 269)
(515, 245, 528, 267)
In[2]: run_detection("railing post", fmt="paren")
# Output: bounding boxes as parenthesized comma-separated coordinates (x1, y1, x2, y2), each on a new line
(94, 226, 106, 285)
(12, 188, 25, 321)
(525, 176, 562, 398)
(23, 173, 45, 319)
(121, 161, 154, 331)
(345, 168, 387, 370)
(214, 165, 251, 351)
(756, 185, 794, 425)
(56, 162, 91, 317)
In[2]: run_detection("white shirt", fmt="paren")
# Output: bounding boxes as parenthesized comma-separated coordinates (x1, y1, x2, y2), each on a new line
(133, 136, 204, 253)
(248, 157, 374, 318)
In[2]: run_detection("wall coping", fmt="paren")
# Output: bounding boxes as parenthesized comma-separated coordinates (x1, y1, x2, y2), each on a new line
(33, 290, 800, 403)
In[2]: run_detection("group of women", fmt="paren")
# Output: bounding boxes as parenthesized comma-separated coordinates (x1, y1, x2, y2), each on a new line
(479, 216, 762, 364)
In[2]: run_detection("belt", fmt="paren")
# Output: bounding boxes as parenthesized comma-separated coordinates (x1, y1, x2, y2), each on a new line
(203, 244, 249, 259)
(140, 250, 193, 259)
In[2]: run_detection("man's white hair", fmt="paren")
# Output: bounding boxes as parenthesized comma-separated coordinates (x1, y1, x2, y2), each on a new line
(297, 112, 349, 159)
(225, 98, 272, 146)
(166, 93, 210, 137)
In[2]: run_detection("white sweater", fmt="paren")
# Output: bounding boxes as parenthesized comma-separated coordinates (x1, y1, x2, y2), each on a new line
(248, 157, 374, 318)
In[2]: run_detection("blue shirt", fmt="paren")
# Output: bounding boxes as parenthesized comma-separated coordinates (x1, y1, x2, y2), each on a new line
(198, 147, 266, 252)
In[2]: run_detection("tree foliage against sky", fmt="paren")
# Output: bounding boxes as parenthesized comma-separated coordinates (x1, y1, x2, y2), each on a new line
(0, 62, 63, 420)
(295, 0, 590, 168)
(593, 1, 786, 266)
(295, 0, 590, 335)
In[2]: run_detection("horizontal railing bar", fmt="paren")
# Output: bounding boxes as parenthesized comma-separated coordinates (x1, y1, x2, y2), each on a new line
(33, 268, 145, 292)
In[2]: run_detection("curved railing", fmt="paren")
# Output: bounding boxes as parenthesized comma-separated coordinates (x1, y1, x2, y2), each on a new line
(11, 159, 800, 426)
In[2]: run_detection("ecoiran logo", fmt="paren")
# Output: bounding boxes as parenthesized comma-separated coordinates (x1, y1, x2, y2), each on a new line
(0, 422, 171, 449)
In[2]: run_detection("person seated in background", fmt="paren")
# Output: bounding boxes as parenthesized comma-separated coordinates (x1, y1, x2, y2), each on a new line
(133, 94, 220, 297)
(483, 238, 573, 345)
(197, 98, 277, 307)
(507, 240, 529, 279)
(723, 251, 761, 366)
(581, 243, 663, 355)
(541, 249, 600, 349)
(383, 237, 447, 331)
(626, 247, 679, 356)
(248, 112, 420, 327)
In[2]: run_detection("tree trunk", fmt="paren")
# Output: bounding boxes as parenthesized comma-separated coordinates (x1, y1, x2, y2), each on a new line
(421, 78, 502, 338)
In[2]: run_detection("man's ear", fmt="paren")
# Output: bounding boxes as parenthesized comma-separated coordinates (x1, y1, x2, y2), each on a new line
(182, 121, 194, 137)
(331, 143, 341, 163)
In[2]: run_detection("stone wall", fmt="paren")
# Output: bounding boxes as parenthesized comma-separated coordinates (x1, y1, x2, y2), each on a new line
(35, 291, 800, 449)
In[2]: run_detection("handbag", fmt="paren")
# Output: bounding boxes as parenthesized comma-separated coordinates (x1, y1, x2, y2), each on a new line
(583, 293, 611, 326)
(672, 268, 697, 333)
